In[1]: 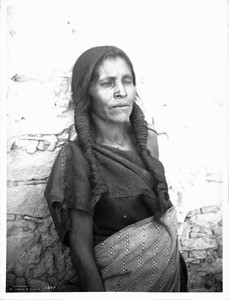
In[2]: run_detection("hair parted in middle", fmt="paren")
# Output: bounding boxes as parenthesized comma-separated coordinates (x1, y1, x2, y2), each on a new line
(71, 45, 171, 220)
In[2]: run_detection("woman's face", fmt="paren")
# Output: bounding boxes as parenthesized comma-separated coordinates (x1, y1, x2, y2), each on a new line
(89, 57, 136, 124)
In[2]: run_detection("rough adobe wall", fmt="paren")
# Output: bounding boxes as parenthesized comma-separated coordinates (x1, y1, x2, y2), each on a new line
(6, 3, 224, 293)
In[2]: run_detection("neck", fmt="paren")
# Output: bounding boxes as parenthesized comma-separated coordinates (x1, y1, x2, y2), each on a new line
(91, 113, 133, 149)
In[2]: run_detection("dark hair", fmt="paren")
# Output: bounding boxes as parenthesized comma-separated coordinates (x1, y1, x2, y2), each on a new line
(71, 45, 170, 219)
(71, 46, 136, 112)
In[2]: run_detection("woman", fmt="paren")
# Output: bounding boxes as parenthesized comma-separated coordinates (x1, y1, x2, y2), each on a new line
(45, 46, 188, 292)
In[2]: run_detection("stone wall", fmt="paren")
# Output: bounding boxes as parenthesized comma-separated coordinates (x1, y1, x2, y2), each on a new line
(5, 1, 225, 293)
(6, 202, 223, 292)
(178, 205, 222, 292)
(7, 214, 78, 292)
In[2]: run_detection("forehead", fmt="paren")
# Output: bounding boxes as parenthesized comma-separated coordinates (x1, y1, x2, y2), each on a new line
(96, 57, 132, 79)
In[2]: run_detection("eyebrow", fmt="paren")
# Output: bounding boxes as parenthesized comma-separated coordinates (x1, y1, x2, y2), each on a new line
(98, 74, 133, 82)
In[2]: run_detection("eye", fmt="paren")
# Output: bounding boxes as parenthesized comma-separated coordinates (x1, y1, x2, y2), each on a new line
(100, 80, 113, 87)
(123, 77, 133, 85)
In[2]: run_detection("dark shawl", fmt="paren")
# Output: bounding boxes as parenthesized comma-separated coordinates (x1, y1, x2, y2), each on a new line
(44, 140, 172, 246)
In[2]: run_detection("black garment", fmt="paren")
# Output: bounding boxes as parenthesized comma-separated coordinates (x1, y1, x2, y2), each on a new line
(92, 143, 170, 246)
(179, 253, 188, 292)
(44, 140, 188, 291)
(45, 140, 172, 245)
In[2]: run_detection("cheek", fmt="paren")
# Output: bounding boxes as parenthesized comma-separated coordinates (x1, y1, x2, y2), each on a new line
(91, 94, 111, 116)
(129, 86, 137, 100)
(91, 88, 109, 105)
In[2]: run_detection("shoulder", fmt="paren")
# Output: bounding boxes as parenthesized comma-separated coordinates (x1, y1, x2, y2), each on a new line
(61, 139, 83, 157)
(58, 140, 88, 167)
(146, 123, 159, 159)
(57, 140, 91, 177)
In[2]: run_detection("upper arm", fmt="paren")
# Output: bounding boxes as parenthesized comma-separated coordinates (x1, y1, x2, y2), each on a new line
(147, 123, 159, 159)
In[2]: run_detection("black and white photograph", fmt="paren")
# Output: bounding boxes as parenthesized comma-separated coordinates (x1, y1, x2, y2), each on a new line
(0, 0, 228, 299)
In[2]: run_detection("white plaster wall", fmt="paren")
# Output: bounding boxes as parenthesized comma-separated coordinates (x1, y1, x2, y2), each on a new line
(6, 0, 227, 211)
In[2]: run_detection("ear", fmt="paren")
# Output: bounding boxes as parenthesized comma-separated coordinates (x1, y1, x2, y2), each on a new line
(147, 123, 159, 159)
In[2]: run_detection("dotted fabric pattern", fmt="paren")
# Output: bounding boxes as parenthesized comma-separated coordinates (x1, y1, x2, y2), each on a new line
(94, 207, 180, 292)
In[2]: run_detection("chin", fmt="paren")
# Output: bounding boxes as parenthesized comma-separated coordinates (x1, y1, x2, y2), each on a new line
(110, 107, 133, 123)
(111, 114, 131, 124)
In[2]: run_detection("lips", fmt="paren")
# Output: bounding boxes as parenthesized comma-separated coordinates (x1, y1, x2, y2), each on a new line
(111, 103, 130, 108)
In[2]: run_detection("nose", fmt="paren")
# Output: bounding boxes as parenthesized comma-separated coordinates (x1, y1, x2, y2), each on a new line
(114, 81, 127, 98)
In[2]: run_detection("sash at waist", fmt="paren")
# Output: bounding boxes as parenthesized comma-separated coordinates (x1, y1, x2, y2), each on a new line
(94, 206, 180, 292)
